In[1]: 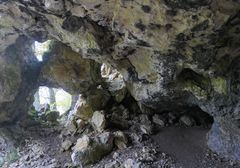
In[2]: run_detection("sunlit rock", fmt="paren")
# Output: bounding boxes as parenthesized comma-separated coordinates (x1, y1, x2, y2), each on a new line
(91, 111, 106, 132)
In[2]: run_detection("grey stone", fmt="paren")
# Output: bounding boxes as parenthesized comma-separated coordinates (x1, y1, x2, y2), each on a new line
(180, 115, 195, 126)
(114, 131, 128, 149)
(91, 111, 106, 132)
(71, 132, 114, 167)
(152, 114, 165, 127)
(207, 118, 240, 161)
(61, 140, 73, 151)
(1, 0, 240, 162)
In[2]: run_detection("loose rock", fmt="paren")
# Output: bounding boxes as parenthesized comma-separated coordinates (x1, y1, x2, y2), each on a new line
(91, 111, 106, 132)
(61, 140, 73, 152)
(152, 114, 165, 127)
(114, 131, 128, 149)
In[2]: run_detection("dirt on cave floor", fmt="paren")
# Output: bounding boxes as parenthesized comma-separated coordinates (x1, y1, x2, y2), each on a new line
(4, 124, 240, 168)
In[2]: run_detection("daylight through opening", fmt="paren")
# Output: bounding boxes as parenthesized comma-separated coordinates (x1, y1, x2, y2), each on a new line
(33, 86, 72, 115)
(33, 40, 51, 61)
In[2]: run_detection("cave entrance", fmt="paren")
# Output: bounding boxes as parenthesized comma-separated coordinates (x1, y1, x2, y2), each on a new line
(33, 86, 72, 116)
(154, 106, 213, 128)
(33, 40, 51, 61)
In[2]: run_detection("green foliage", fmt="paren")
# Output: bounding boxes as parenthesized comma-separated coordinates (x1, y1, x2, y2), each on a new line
(56, 98, 71, 110)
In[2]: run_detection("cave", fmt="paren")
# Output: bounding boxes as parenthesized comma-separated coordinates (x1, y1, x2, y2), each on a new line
(0, 1, 240, 168)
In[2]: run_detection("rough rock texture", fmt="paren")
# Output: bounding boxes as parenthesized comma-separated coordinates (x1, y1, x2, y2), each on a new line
(0, 36, 40, 124)
(0, 0, 240, 161)
(40, 42, 101, 94)
(207, 118, 240, 161)
(71, 132, 114, 167)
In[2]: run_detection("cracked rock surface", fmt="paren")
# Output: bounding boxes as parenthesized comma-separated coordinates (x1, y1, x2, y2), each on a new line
(0, 0, 240, 162)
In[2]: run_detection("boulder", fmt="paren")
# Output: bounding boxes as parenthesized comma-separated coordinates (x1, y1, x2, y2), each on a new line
(73, 135, 90, 152)
(40, 42, 101, 94)
(152, 114, 165, 127)
(71, 132, 114, 167)
(207, 118, 240, 161)
(64, 119, 78, 135)
(91, 111, 106, 132)
(70, 88, 110, 121)
(139, 114, 152, 134)
(108, 79, 127, 103)
(71, 96, 94, 121)
(86, 88, 111, 111)
(140, 125, 152, 135)
(114, 131, 128, 149)
(76, 119, 86, 130)
(61, 140, 73, 152)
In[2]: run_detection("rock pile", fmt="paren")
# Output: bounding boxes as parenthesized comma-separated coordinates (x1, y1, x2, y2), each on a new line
(59, 76, 135, 167)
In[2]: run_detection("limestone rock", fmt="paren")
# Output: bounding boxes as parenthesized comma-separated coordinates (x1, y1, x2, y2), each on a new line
(139, 114, 152, 134)
(0, 56, 21, 104)
(40, 42, 101, 94)
(71, 132, 114, 166)
(61, 140, 73, 152)
(140, 125, 152, 135)
(152, 114, 165, 127)
(0, 37, 40, 123)
(76, 119, 85, 130)
(139, 115, 151, 125)
(70, 88, 110, 121)
(64, 119, 78, 135)
(44, 0, 64, 13)
(73, 135, 90, 151)
(108, 78, 127, 103)
(86, 88, 111, 111)
(114, 131, 128, 150)
(207, 118, 240, 161)
(1, 0, 240, 162)
(72, 96, 94, 121)
(91, 111, 106, 132)
(180, 115, 195, 127)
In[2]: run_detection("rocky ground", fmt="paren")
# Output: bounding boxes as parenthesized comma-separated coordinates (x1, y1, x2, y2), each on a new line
(1, 118, 239, 168)
(1, 70, 239, 168)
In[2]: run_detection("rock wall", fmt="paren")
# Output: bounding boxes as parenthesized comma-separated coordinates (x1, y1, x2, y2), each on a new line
(0, 36, 40, 124)
(40, 42, 101, 94)
(0, 0, 240, 161)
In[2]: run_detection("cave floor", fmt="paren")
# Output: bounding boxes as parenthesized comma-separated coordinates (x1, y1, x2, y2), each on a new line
(152, 127, 237, 168)
(5, 125, 239, 168)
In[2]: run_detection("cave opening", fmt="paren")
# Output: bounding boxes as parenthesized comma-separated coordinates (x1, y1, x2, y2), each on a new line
(33, 40, 51, 62)
(162, 106, 214, 128)
(33, 86, 72, 116)
(1, 0, 239, 166)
